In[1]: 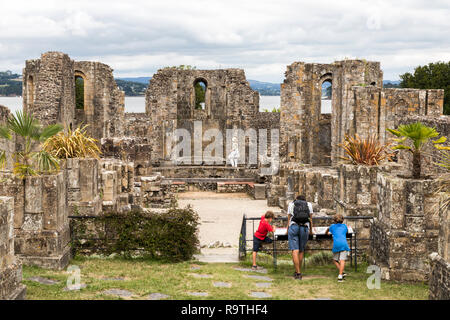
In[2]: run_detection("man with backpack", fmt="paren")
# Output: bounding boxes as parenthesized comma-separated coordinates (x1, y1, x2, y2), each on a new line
(287, 195, 314, 280)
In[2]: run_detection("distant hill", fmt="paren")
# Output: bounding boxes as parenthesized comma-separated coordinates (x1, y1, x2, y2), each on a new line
(115, 79, 147, 96)
(7, 73, 402, 97)
(117, 77, 281, 96)
(116, 77, 151, 85)
(383, 80, 401, 88)
(248, 80, 280, 96)
(0, 71, 22, 96)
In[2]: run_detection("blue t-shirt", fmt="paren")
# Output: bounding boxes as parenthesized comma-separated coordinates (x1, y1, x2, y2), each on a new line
(329, 224, 350, 253)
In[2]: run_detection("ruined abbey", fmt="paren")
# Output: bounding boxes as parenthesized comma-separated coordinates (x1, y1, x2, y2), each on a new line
(0, 51, 449, 300)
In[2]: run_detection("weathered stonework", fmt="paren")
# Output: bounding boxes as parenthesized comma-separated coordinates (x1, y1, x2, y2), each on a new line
(145, 68, 261, 163)
(370, 172, 441, 281)
(23, 53, 125, 140)
(0, 197, 26, 300)
(0, 105, 15, 171)
(67, 158, 102, 216)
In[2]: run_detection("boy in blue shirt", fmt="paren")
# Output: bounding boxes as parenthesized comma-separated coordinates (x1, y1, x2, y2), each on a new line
(325, 214, 350, 282)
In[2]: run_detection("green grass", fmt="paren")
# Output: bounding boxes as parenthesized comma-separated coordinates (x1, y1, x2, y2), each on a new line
(22, 255, 429, 300)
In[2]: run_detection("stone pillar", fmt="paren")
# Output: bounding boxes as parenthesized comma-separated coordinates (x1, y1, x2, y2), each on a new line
(428, 194, 450, 300)
(67, 158, 102, 216)
(14, 172, 71, 270)
(0, 197, 26, 300)
(370, 172, 440, 281)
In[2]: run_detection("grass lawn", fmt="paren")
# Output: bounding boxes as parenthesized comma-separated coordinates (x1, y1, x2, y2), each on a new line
(22, 255, 429, 300)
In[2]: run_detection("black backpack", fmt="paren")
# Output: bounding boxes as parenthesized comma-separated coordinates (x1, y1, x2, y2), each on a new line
(292, 200, 310, 225)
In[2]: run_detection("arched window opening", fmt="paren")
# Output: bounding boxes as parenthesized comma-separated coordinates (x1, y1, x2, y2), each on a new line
(321, 80, 332, 114)
(75, 75, 85, 110)
(194, 79, 207, 110)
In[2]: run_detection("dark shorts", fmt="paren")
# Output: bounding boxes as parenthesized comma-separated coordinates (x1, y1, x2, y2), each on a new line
(253, 235, 273, 252)
(288, 224, 309, 251)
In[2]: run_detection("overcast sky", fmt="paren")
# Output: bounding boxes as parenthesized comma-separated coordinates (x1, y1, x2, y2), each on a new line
(1, 0, 449, 82)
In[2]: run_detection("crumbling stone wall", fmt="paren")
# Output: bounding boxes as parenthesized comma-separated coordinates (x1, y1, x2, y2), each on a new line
(428, 195, 449, 300)
(0, 172, 71, 270)
(0, 105, 15, 170)
(73, 61, 125, 140)
(0, 197, 26, 300)
(145, 68, 260, 163)
(280, 59, 444, 166)
(23, 52, 75, 129)
(124, 113, 151, 137)
(22, 52, 125, 140)
(101, 137, 152, 176)
(370, 172, 440, 281)
(280, 60, 383, 165)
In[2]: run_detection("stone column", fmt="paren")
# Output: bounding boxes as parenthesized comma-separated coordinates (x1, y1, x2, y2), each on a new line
(14, 172, 71, 270)
(0, 197, 26, 300)
(370, 172, 440, 281)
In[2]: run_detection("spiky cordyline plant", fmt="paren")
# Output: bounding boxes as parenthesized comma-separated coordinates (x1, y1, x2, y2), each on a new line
(339, 134, 392, 166)
(0, 111, 62, 178)
(43, 125, 101, 159)
(387, 122, 448, 179)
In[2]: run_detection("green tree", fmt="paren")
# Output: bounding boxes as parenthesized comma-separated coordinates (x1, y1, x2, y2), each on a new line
(400, 62, 450, 115)
(387, 122, 448, 179)
(75, 77, 84, 109)
(194, 82, 206, 110)
(0, 111, 62, 178)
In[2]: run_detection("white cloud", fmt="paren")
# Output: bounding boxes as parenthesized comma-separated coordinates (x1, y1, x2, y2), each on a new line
(0, 0, 449, 82)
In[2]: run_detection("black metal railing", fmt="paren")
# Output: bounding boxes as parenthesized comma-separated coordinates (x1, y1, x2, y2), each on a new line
(238, 214, 374, 270)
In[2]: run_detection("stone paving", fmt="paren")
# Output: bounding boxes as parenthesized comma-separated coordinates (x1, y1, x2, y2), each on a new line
(213, 282, 232, 288)
(27, 276, 60, 285)
(147, 293, 170, 300)
(102, 289, 134, 298)
(250, 292, 272, 298)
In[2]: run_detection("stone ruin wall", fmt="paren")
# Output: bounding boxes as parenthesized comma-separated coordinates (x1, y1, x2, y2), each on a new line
(23, 52, 76, 129)
(22, 53, 125, 141)
(0, 197, 26, 300)
(280, 60, 383, 166)
(0, 105, 15, 170)
(145, 68, 261, 165)
(73, 61, 125, 140)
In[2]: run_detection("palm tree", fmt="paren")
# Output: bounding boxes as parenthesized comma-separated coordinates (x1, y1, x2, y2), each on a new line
(387, 122, 448, 179)
(0, 111, 62, 178)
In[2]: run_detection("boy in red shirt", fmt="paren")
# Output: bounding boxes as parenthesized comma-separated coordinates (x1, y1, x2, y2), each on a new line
(252, 211, 276, 270)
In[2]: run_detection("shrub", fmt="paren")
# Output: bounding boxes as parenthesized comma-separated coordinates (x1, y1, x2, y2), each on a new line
(339, 134, 392, 166)
(43, 125, 101, 159)
(0, 111, 62, 177)
(71, 206, 200, 262)
(387, 122, 448, 178)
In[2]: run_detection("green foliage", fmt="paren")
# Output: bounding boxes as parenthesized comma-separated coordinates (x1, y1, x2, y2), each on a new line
(387, 122, 447, 178)
(0, 111, 63, 176)
(75, 77, 84, 109)
(194, 81, 206, 110)
(399, 61, 450, 115)
(339, 134, 393, 166)
(0, 71, 22, 96)
(71, 206, 200, 262)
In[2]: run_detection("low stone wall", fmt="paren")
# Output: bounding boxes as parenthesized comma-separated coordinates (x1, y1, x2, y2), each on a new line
(0, 197, 26, 300)
(429, 253, 450, 300)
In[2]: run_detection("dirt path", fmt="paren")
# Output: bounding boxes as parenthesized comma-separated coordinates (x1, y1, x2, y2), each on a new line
(177, 192, 279, 262)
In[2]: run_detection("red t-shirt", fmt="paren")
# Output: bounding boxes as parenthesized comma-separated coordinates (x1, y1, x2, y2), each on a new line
(254, 215, 274, 240)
